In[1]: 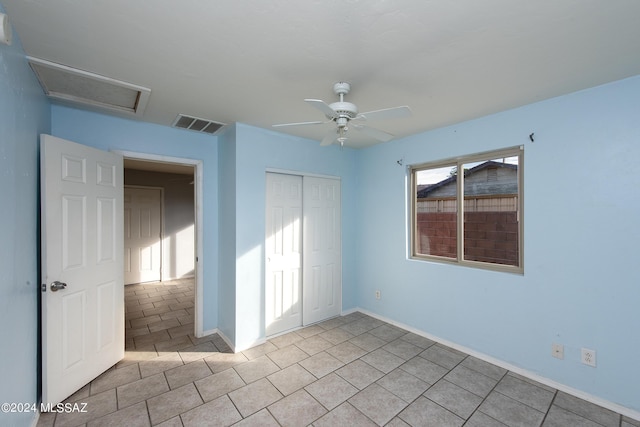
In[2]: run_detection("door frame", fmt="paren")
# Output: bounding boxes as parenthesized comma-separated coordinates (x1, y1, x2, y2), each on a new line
(117, 150, 204, 338)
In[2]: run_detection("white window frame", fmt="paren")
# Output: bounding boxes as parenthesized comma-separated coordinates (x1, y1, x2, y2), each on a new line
(410, 146, 524, 274)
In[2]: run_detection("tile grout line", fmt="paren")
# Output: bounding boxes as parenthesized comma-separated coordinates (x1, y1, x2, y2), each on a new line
(463, 368, 515, 427)
(538, 389, 560, 427)
(42, 279, 634, 426)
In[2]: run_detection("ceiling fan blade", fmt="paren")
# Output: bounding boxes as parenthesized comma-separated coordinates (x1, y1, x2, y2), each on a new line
(320, 130, 337, 146)
(355, 105, 412, 122)
(352, 124, 394, 142)
(305, 99, 338, 119)
(272, 120, 325, 128)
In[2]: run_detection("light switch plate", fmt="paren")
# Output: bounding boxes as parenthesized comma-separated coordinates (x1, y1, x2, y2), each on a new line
(552, 343, 564, 359)
(1, 13, 12, 46)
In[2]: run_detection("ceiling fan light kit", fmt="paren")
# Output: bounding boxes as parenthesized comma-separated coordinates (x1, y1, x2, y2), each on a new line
(273, 81, 411, 147)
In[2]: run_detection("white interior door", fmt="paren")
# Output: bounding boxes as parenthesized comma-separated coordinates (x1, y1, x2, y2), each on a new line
(303, 176, 342, 325)
(41, 134, 124, 404)
(124, 186, 162, 285)
(265, 173, 303, 336)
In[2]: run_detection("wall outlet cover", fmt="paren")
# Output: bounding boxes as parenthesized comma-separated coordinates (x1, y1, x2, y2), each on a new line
(581, 348, 596, 367)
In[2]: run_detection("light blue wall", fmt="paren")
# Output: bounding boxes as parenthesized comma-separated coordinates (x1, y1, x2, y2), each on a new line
(217, 124, 237, 343)
(354, 75, 640, 411)
(231, 123, 358, 350)
(51, 105, 220, 331)
(0, 4, 51, 425)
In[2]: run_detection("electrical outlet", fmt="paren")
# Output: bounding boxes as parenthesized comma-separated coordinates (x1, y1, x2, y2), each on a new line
(375, 290, 381, 300)
(551, 343, 564, 359)
(581, 348, 596, 367)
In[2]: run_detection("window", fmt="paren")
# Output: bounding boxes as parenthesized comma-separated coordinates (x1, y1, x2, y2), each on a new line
(411, 146, 523, 273)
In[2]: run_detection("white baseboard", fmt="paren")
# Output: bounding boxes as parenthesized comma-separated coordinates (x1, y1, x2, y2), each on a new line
(356, 308, 640, 422)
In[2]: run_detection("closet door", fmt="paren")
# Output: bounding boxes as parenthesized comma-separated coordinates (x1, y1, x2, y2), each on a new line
(303, 176, 342, 325)
(265, 173, 303, 336)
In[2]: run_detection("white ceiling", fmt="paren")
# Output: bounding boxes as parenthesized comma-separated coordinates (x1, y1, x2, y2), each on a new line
(4, 0, 640, 148)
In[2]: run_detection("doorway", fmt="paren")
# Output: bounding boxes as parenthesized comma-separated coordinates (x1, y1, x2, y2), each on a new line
(120, 151, 204, 338)
(265, 172, 342, 337)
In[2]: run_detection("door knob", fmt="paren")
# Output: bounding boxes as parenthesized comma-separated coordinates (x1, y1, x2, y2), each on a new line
(50, 281, 67, 292)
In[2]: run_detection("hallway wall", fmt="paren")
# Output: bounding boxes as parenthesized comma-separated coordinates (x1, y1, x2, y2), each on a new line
(125, 169, 196, 280)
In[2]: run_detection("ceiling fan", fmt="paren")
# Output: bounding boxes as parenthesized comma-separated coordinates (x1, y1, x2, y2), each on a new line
(273, 82, 411, 147)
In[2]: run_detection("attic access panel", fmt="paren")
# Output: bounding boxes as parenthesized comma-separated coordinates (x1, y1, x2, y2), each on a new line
(28, 57, 150, 116)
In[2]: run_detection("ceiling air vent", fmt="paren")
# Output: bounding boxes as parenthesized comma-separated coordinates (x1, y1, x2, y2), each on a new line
(27, 57, 150, 116)
(173, 114, 225, 134)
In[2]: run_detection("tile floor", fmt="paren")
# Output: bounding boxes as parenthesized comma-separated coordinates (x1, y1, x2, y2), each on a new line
(37, 279, 638, 427)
